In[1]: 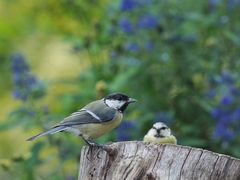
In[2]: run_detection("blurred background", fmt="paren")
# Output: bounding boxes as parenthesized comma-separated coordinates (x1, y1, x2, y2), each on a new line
(1, 0, 240, 179)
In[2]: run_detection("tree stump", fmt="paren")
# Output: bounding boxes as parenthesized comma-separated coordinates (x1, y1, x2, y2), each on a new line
(78, 141, 240, 180)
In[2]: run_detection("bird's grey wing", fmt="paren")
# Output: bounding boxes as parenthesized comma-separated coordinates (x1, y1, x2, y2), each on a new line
(54, 100, 116, 127)
(83, 99, 117, 123)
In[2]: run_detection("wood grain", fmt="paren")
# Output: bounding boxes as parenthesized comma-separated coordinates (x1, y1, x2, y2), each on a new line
(78, 141, 240, 180)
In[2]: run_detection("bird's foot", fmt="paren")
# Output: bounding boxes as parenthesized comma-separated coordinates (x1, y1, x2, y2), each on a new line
(82, 137, 115, 155)
(96, 144, 116, 155)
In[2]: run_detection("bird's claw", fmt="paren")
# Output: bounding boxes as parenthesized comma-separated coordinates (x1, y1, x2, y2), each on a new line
(82, 137, 116, 155)
(96, 144, 116, 155)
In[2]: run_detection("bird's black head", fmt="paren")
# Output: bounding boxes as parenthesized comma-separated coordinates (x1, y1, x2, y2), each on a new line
(104, 92, 137, 112)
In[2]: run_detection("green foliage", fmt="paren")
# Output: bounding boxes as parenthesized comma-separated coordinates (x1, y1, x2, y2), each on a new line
(1, 0, 240, 179)
(73, 0, 240, 156)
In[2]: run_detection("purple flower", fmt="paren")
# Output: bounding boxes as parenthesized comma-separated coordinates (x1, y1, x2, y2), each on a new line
(220, 70, 234, 84)
(12, 89, 22, 100)
(213, 122, 235, 140)
(125, 42, 139, 52)
(118, 18, 134, 33)
(206, 89, 216, 99)
(117, 121, 135, 141)
(138, 13, 157, 29)
(11, 53, 29, 73)
(145, 40, 153, 50)
(208, 70, 240, 142)
(120, 0, 137, 11)
(118, 134, 131, 141)
(220, 95, 233, 105)
(11, 52, 44, 101)
(219, 112, 234, 123)
(208, 0, 221, 5)
(211, 108, 221, 119)
(230, 86, 240, 95)
(233, 107, 240, 120)
(208, 0, 221, 11)
(227, 0, 240, 10)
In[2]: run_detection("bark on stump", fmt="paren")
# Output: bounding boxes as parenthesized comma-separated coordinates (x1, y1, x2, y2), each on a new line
(78, 141, 240, 180)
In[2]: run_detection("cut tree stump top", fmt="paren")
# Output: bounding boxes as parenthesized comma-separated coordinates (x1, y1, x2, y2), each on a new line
(78, 141, 240, 180)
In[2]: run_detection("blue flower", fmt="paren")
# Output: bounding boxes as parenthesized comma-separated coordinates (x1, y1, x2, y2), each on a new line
(220, 70, 234, 84)
(213, 122, 235, 140)
(125, 42, 139, 52)
(206, 89, 216, 99)
(138, 13, 157, 29)
(145, 40, 153, 50)
(227, 0, 240, 10)
(219, 112, 234, 123)
(120, 0, 137, 11)
(12, 89, 23, 100)
(116, 121, 136, 141)
(118, 17, 134, 33)
(118, 134, 132, 141)
(11, 52, 44, 101)
(230, 86, 240, 95)
(208, 0, 221, 6)
(233, 107, 240, 120)
(211, 108, 221, 119)
(118, 121, 135, 129)
(11, 53, 29, 73)
(220, 95, 233, 105)
(208, 0, 221, 11)
(209, 70, 240, 142)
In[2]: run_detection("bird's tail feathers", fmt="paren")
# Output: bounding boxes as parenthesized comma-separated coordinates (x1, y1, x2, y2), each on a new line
(26, 126, 67, 141)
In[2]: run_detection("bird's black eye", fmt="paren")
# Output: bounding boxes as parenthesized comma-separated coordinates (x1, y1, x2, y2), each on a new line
(160, 127, 167, 130)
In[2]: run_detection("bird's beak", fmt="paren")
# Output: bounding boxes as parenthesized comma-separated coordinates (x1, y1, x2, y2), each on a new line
(128, 98, 137, 103)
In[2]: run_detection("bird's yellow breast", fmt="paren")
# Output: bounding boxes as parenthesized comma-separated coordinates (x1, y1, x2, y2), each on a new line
(143, 135, 177, 145)
(76, 112, 123, 139)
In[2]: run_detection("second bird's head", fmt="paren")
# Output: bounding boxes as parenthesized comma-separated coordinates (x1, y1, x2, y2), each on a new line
(104, 92, 137, 112)
(147, 122, 171, 138)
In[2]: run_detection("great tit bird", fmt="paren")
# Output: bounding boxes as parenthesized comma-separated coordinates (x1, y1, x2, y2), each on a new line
(143, 122, 177, 144)
(27, 93, 137, 147)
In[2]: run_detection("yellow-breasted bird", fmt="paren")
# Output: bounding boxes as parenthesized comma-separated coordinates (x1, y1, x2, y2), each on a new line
(143, 122, 177, 144)
(27, 92, 137, 151)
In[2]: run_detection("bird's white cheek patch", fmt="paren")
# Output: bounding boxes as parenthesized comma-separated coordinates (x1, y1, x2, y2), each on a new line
(105, 99, 125, 109)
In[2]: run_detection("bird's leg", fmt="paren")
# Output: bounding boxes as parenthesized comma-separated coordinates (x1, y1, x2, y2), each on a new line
(82, 137, 99, 146)
(96, 144, 116, 156)
(81, 136, 115, 155)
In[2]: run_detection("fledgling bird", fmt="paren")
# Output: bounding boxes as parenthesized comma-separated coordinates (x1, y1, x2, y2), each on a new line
(27, 92, 137, 149)
(143, 122, 177, 145)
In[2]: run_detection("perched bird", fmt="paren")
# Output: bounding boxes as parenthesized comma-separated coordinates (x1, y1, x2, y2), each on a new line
(27, 92, 137, 148)
(143, 122, 177, 144)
